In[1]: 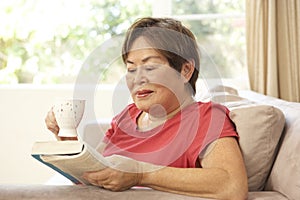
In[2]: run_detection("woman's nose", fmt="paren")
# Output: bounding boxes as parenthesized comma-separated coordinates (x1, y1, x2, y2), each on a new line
(133, 67, 147, 85)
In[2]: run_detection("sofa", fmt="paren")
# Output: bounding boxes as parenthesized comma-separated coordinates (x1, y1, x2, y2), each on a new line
(1, 88, 299, 200)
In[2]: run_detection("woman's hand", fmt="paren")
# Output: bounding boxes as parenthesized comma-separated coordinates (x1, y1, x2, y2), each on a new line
(44, 108, 77, 141)
(82, 168, 142, 191)
(45, 108, 59, 135)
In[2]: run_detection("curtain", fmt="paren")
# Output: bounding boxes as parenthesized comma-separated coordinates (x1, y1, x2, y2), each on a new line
(246, 0, 300, 102)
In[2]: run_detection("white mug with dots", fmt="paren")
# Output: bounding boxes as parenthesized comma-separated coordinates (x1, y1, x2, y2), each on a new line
(53, 99, 85, 137)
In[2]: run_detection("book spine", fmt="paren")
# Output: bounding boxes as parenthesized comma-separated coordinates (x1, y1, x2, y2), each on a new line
(31, 154, 82, 185)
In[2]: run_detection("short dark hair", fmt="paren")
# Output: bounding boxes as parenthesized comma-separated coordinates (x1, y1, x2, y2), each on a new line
(122, 17, 200, 96)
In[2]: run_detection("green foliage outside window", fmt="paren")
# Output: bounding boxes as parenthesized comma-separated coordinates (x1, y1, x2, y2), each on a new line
(172, 0, 246, 78)
(0, 0, 246, 84)
(0, 0, 151, 84)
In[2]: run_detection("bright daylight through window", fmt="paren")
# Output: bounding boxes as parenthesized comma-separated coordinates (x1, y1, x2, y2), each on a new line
(0, 0, 247, 88)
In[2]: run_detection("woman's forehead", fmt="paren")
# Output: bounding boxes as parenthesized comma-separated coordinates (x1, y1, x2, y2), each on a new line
(129, 36, 153, 51)
(127, 49, 167, 64)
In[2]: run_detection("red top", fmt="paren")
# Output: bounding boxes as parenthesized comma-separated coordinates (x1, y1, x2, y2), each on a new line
(102, 102, 238, 168)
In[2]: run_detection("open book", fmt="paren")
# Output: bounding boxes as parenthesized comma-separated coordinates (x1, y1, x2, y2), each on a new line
(32, 140, 161, 185)
(32, 141, 111, 184)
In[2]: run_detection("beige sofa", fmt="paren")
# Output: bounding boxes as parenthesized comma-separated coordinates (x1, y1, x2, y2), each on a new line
(236, 90, 300, 200)
(1, 89, 299, 200)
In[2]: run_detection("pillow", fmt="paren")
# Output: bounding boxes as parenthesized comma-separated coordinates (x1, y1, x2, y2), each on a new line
(202, 86, 285, 191)
(229, 104, 285, 191)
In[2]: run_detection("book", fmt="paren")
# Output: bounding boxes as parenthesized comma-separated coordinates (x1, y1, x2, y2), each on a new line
(32, 140, 110, 184)
(31, 140, 161, 185)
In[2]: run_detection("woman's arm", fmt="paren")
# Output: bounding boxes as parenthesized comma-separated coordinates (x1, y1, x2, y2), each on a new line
(140, 137, 248, 200)
(83, 137, 248, 200)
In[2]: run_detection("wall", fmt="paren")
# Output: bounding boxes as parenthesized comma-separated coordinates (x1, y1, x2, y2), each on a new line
(0, 84, 130, 184)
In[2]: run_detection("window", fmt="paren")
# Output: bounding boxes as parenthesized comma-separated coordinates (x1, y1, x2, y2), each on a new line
(1, 0, 247, 88)
(0, 0, 152, 84)
(153, 0, 248, 89)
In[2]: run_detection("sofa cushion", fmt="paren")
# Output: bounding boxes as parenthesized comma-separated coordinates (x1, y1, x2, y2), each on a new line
(229, 104, 285, 191)
(239, 90, 300, 200)
(0, 185, 290, 200)
(0, 185, 212, 200)
(203, 88, 285, 191)
(247, 191, 289, 200)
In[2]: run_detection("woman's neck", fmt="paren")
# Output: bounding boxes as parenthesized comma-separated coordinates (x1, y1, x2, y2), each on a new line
(138, 96, 195, 131)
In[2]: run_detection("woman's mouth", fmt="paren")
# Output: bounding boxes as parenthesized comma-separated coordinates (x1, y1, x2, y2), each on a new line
(136, 89, 154, 98)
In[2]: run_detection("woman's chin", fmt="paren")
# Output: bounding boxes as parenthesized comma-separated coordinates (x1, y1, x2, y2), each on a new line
(135, 103, 150, 113)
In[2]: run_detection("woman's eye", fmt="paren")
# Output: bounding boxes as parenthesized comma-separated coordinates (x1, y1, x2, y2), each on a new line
(145, 65, 156, 71)
(146, 67, 153, 71)
(127, 68, 136, 73)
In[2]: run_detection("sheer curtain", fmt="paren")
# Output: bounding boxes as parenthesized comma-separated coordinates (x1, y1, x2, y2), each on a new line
(246, 0, 300, 102)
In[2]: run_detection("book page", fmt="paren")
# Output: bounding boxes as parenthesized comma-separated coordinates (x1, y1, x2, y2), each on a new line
(40, 143, 164, 184)
(41, 145, 109, 184)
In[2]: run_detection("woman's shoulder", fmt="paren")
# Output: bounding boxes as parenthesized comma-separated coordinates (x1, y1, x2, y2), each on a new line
(194, 101, 230, 115)
(186, 101, 224, 109)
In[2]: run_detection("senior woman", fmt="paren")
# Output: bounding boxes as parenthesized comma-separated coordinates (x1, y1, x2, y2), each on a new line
(45, 17, 248, 200)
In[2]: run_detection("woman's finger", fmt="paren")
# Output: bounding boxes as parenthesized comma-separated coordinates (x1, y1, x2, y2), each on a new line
(45, 109, 60, 134)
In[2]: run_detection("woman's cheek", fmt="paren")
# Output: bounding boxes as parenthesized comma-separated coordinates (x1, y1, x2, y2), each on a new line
(125, 75, 134, 91)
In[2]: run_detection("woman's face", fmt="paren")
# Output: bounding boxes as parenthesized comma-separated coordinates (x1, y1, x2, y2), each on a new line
(125, 37, 187, 116)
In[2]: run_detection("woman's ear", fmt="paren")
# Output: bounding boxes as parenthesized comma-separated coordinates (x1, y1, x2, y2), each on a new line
(181, 60, 195, 83)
